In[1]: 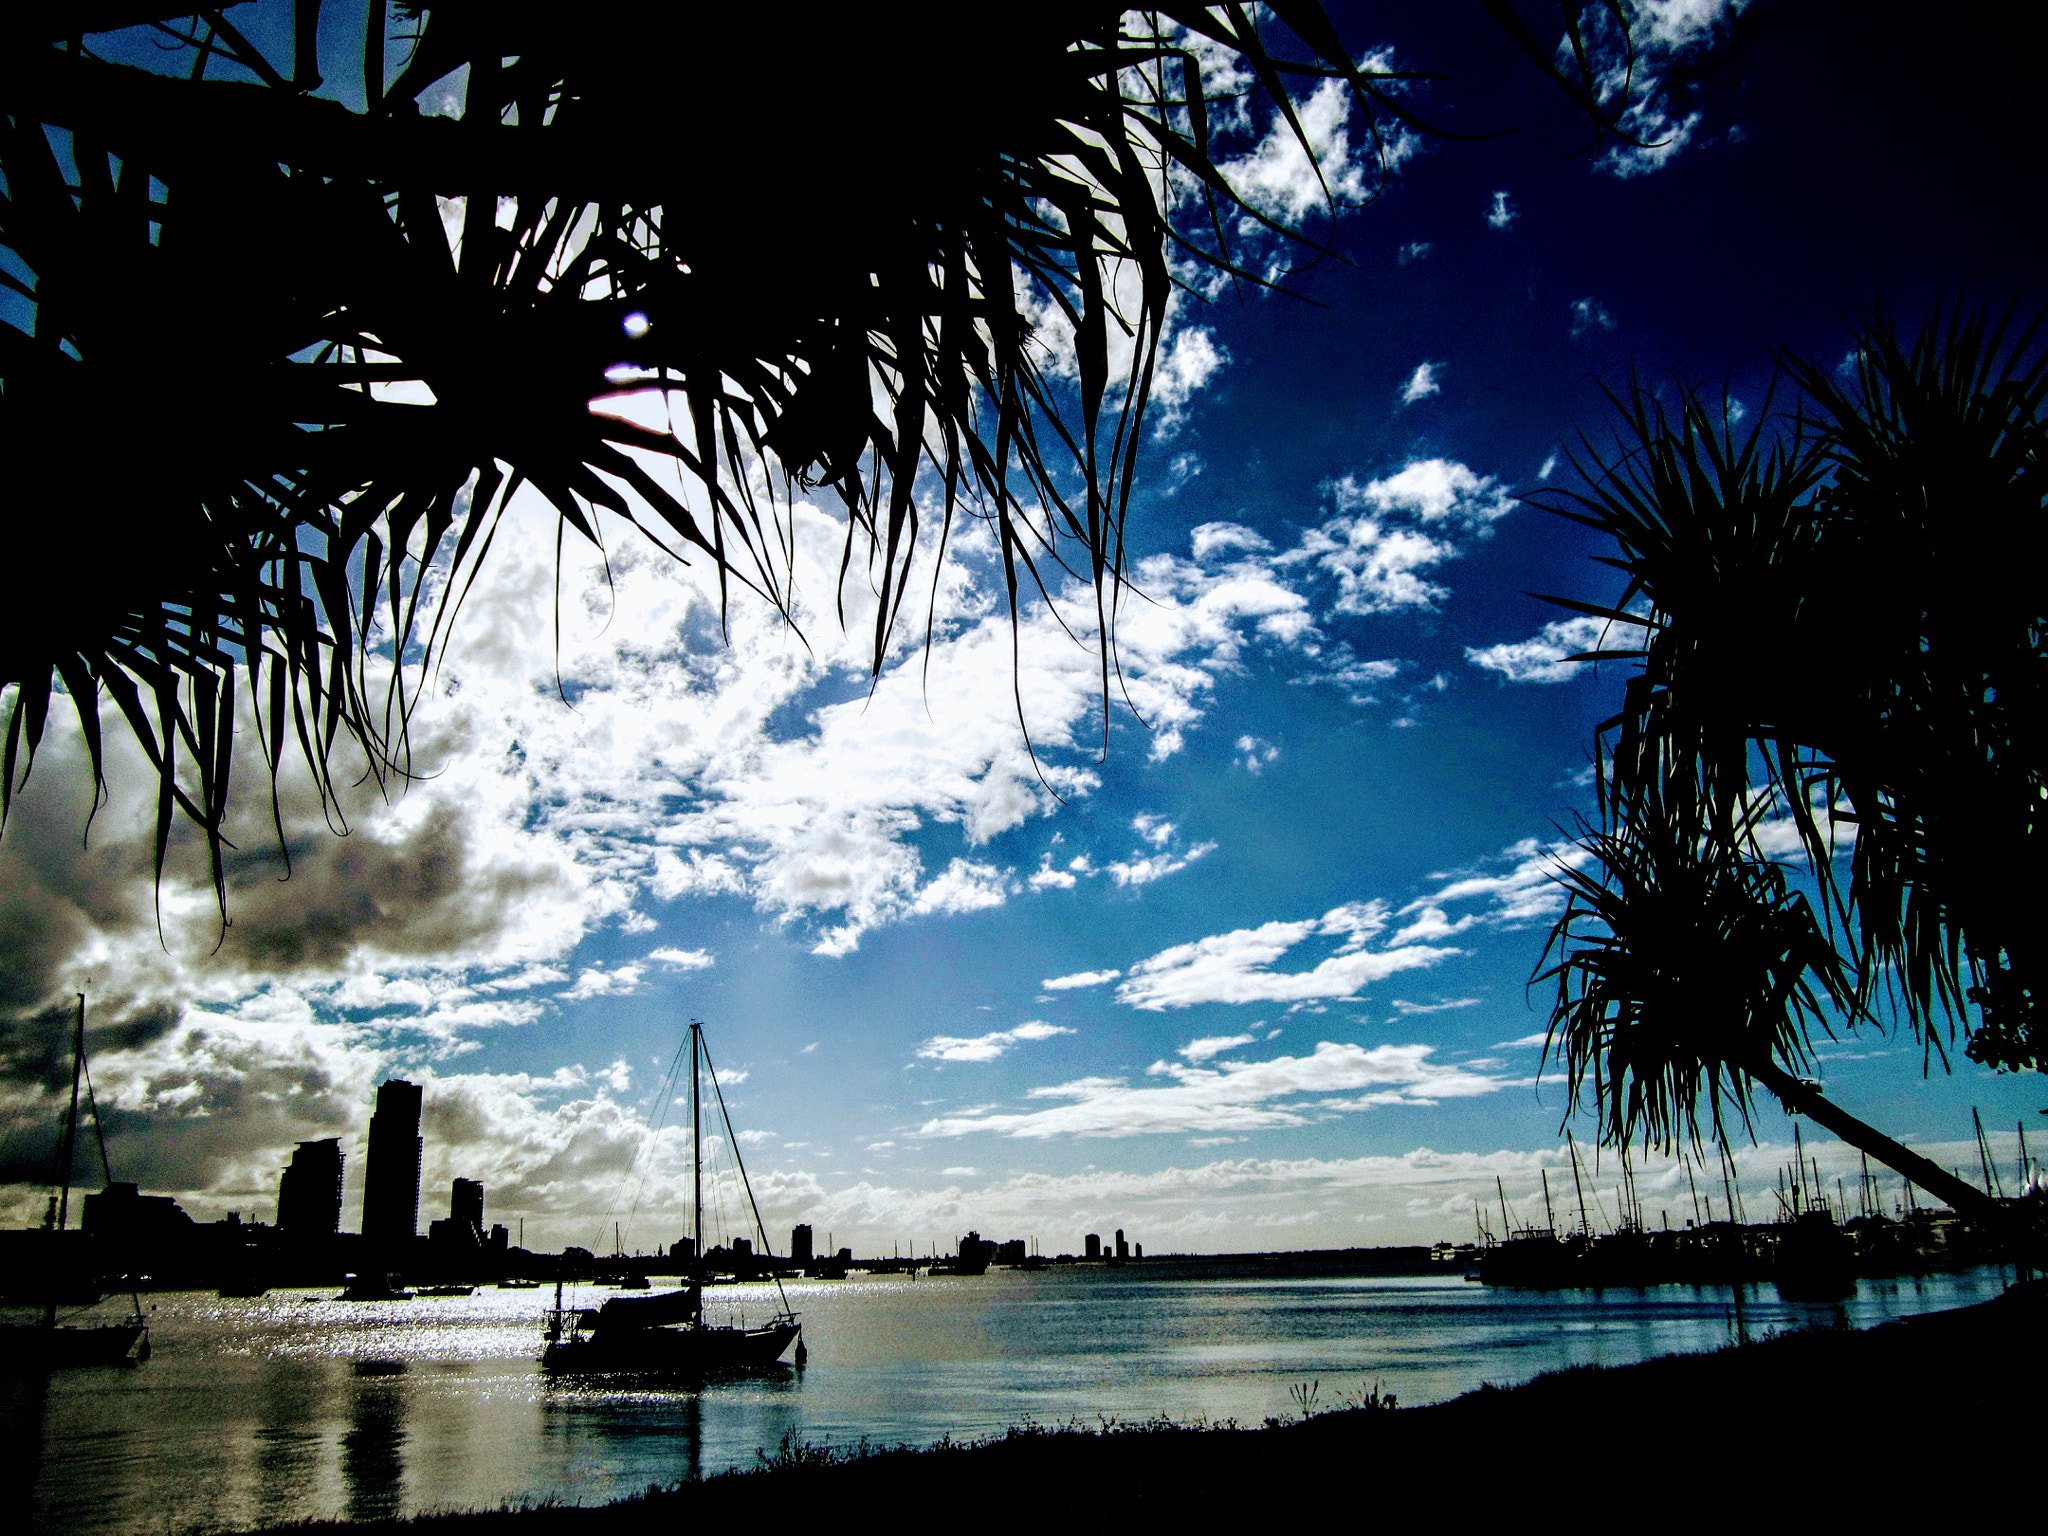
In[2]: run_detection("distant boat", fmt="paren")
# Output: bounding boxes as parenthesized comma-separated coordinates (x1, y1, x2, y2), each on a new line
(338, 1275, 415, 1301)
(416, 1284, 475, 1297)
(0, 995, 149, 1371)
(541, 1021, 800, 1374)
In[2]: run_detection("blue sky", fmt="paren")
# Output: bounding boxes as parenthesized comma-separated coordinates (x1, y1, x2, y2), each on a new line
(3, 2, 2043, 1255)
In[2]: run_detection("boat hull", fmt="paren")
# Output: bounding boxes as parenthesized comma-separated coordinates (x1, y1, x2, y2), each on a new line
(541, 1320, 799, 1375)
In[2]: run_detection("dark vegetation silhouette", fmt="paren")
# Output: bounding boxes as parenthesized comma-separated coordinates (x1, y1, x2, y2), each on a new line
(0, 2, 1637, 909)
(1536, 305, 2047, 1219)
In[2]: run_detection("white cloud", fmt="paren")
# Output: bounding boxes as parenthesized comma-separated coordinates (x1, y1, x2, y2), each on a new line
(560, 963, 648, 1002)
(1132, 812, 1177, 848)
(647, 947, 715, 970)
(1589, 2, 1746, 178)
(1105, 842, 1217, 889)
(1115, 900, 1458, 1011)
(1487, 191, 1517, 229)
(1391, 997, 1483, 1016)
(1189, 522, 1271, 562)
(1399, 361, 1441, 405)
(1493, 1032, 1552, 1049)
(915, 1020, 1077, 1063)
(917, 1040, 1516, 1139)
(1467, 613, 1646, 684)
(1266, 461, 1515, 619)
(1407, 837, 1593, 929)
(1334, 460, 1516, 528)
(1028, 854, 1079, 891)
(1234, 735, 1281, 774)
(1042, 969, 1122, 991)
(1397, 241, 1430, 263)
(1220, 76, 1379, 224)
(1177, 1033, 1260, 1063)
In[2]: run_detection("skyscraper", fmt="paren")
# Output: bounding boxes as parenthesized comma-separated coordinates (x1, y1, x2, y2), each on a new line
(791, 1223, 814, 1264)
(362, 1079, 423, 1249)
(276, 1138, 344, 1237)
(450, 1178, 484, 1238)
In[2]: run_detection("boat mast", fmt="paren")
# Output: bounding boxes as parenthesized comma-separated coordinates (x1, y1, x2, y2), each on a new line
(1568, 1133, 1592, 1237)
(691, 1020, 703, 1306)
(44, 995, 88, 1330)
(56, 994, 86, 1235)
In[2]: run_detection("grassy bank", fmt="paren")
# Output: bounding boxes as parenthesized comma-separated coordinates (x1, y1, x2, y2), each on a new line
(257, 1280, 2042, 1528)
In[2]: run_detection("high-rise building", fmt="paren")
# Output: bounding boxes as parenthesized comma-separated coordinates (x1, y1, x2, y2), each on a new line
(276, 1138, 344, 1237)
(1115, 1228, 1128, 1260)
(362, 1079, 424, 1249)
(1085, 1232, 1101, 1259)
(791, 1223, 814, 1264)
(451, 1178, 485, 1238)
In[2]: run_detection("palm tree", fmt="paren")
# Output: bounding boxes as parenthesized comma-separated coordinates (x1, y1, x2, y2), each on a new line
(2, 2, 1630, 902)
(1538, 305, 2047, 1216)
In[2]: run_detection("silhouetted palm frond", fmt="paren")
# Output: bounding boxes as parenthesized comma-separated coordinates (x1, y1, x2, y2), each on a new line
(1537, 785, 1851, 1155)
(1, 2, 1630, 903)
(1541, 303, 2048, 1149)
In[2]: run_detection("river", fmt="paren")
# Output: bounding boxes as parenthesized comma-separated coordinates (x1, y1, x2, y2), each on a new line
(7, 1261, 2018, 1533)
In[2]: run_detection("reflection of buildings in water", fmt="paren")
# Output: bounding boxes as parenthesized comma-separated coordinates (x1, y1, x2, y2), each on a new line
(3, 1373, 51, 1510)
(252, 1360, 332, 1528)
(341, 1359, 408, 1523)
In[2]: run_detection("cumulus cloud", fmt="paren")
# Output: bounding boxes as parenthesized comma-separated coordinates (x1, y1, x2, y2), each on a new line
(1486, 191, 1517, 229)
(915, 1020, 1077, 1063)
(647, 947, 716, 970)
(1115, 900, 1459, 1011)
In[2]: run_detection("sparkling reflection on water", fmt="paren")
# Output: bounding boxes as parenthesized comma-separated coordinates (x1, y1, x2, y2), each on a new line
(10, 1264, 2015, 1533)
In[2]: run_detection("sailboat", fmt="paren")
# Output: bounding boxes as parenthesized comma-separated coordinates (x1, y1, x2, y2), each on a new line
(1, 995, 150, 1370)
(540, 1020, 800, 1373)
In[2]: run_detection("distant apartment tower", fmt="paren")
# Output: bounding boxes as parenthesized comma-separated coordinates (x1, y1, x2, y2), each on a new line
(450, 1178, 485, 1239)
(1115, 1228, 1128, 1260)
(362, 1079, 424, 1248)
(1085, 1233, 1101, 1259)
(276, 1138, 345, 1237)
(791, 1223, 814, 1264)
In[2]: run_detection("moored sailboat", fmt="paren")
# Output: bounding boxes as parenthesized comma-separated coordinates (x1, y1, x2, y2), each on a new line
(540, 1020, 800, 1374)
(1, 995, 149, 1371)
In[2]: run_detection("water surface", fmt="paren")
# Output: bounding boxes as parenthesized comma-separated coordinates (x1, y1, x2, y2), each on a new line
(9, 1262, 2016, 1533)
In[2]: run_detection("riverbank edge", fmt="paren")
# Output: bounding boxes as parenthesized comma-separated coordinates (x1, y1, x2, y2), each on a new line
(251, 1278, 2042, 1528)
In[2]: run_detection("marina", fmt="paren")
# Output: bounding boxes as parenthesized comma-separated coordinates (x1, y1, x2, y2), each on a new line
(5, 1261, 2019, 1534)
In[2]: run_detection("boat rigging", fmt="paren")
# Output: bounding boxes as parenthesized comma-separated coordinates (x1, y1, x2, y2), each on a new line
(540, 1019, 799, 1373)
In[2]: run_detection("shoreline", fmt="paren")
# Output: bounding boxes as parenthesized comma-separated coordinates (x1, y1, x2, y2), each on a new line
(237, 1277, 2042, 1529)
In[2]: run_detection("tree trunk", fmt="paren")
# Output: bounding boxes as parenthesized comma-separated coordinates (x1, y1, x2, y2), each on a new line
(1743, 1056, 2001, 1222)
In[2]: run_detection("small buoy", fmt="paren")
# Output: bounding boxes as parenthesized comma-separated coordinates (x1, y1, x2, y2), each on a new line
(794, 1333, 808, 1367)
